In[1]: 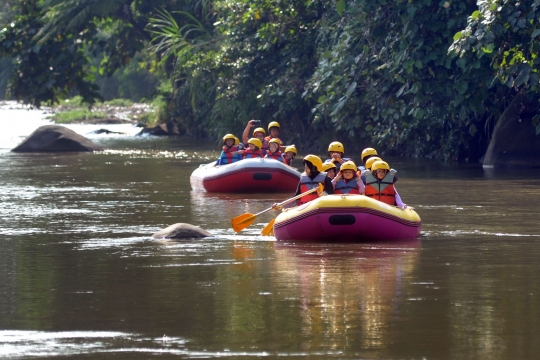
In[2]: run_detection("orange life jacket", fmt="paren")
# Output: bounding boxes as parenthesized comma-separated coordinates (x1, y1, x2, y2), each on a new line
(298, 172, 327, 205)
(363, 169, 397, 205)
(334, 178, 361, 195)
(243, 149, 263, 159)
(217, 145, 242, 165)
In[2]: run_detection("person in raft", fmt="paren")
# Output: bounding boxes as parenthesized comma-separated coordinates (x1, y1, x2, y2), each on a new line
(332, 160, 365, 194)
(216, 134, 243, 165)
(233, 138, 264, 159)
(281, 145, 297, 166)
(242, 120, 283, 153)
(242, 121, 267, 151)
(264, 138, 284, 161)
(359, 147, 379, 171)
(291, 154, 334, 207)
(321, 162, 337, 180)
(363, 160, 407, 209)
(323, 141, 352, 172)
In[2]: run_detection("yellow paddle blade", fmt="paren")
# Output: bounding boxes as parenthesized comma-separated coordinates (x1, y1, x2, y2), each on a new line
(231, 213, 256, 232)
(261, 218, 276, 236)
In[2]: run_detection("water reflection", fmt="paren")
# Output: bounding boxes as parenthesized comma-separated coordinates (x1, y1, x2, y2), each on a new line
(273, 240, 420, 351)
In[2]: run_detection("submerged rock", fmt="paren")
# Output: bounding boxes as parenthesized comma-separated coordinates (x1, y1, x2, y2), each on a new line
(12, 125, 103, 152)
(151, 223, 212, 240)
(137, 120, 182, 136)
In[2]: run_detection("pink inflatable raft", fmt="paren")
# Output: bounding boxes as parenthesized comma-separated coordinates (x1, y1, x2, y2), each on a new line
(273, 194, 422, 241)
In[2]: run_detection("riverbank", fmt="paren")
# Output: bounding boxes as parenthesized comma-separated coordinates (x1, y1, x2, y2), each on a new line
(40, 97, 156, 125)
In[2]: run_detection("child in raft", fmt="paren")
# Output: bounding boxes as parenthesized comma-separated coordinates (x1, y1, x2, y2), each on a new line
(321, 162, 337, 180)
(363, 160, 407, 209)
(359, 147, 379, 171)
(242, 120, 284, 153)
(232, 138, 264, 159)
(331, 160, 365, 194)
(264, 138, 284, 161)
(216, 134, 243, 165)
(281, 145, 297, 166)
(323, 141, 352, 172)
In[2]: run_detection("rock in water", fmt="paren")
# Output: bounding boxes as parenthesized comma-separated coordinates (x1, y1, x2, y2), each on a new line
(151, 223, 212, 239)
(12, 125, 103, 152)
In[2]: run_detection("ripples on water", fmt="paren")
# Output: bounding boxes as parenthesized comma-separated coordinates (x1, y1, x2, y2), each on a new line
(2, 103, 540, 358)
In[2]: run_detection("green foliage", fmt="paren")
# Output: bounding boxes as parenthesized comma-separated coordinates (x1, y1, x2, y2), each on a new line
(48, 108, 108, 123)
(0, 0, 101, 106)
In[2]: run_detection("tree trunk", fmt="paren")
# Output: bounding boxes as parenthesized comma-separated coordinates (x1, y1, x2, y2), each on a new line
(483, 89, 540, 168)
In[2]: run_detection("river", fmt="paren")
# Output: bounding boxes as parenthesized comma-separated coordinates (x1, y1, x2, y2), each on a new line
(1, 101, 540, 359)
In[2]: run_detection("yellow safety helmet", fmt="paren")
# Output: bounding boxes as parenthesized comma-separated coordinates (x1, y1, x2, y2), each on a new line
(233, 136, 240, 145)
(372, 160, 390, 172)
(340, 160, 357, 172)
(248, 138, 262, 149)
(222, 134, 236, 144)
(328, 141, 345, 153)
(365, 156, 382, 170)
(361, 147, 378, 160)
(253, 127, 266, 136)
(321, 162, 337, 172)
(268, 138, 281, 145)
(303, 154, 323, 171)
(268, 121, 280, 131)
(284, 145, 297, 154)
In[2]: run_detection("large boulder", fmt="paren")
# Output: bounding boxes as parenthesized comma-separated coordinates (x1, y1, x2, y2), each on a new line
(12, 125, 103, 152)
(151, 223, 212, 240)
(483, 90, 540, 168)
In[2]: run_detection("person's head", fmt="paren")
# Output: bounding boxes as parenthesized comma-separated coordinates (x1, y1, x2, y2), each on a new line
(268, 121, 280, 138)
(248, 138, 262, 151)
(303, 154, 322, 176)
(268, 138, 281, 153)
(253, 127, 266, 142)
(340, 161, 357, 180)
(321, 162, 337, 179)
(372, 160, 390, 180)
(328, 141, 345, 159)
(361, 147, 378, 165)
(284, 145, 297, 159)
(223, 134, 236, 147)
(365, 156, 382, 171)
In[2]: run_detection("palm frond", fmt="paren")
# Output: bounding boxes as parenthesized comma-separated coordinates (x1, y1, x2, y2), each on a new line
(147, 9, 214, 70)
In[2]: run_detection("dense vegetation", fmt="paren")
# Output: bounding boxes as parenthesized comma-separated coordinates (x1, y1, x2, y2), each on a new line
(1, 0, 540, 161)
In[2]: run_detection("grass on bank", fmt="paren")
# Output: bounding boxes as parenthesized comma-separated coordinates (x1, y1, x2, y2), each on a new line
(48, 108, 109, 124)
(49, 96, 162, 126)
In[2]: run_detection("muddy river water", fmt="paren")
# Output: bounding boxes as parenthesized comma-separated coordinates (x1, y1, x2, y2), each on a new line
(1, 103, 540, 359)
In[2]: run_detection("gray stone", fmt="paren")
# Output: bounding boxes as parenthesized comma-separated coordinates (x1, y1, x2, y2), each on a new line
(137, 120, 182, 136)
(151, 223, 212, 239)
(483, 90, 540, 168)
(12, 125, 103, 152)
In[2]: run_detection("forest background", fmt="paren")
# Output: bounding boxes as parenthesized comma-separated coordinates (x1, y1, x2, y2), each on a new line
(1, 0, 540, 162)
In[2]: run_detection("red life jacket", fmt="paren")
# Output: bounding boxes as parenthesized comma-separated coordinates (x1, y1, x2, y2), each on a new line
(298, 172, 327, 205)
(334, 178, 361, 194)
(243, 149, 263, 159)
(265, 151, 284, 162)
(281, 155, 291, 166)
(217, 145, 241, 165)
(363, 169, 397, 205)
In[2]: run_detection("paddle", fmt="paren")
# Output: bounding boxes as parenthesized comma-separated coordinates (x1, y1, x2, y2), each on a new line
(260, 218, 275, 236)
(231, 184, 324, 233)
(260, 183, 325, 236)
